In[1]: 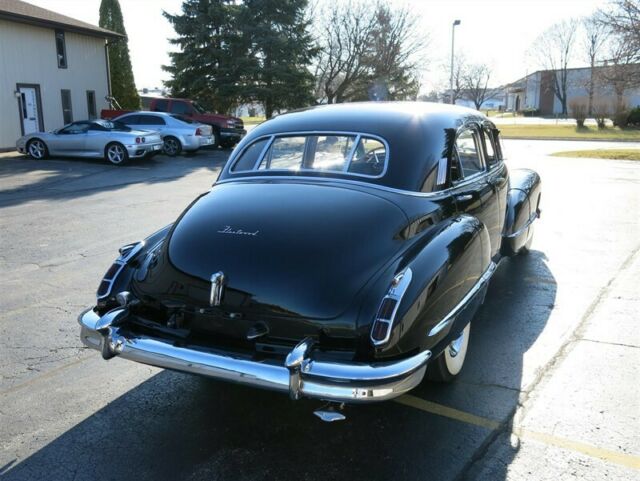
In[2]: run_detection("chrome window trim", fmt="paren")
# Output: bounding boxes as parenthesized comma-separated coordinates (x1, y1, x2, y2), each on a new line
(452, 125, 487, 183)
(229, 130, 390, 180)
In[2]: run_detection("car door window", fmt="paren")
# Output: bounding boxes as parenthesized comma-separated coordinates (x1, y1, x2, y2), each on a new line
(119, 115, 140, 125)
(454, 129, 484, 178)
(170, 102, 191, 115)
(60, 122, 89, 134)
(139, 115, 166, 126)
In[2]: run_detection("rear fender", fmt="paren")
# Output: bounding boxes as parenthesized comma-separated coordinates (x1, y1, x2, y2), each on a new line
(502, 169, 542, 256)
(371, 214, 491, 359)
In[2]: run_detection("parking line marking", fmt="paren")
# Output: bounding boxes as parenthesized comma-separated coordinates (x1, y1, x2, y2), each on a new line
(395, 394, 501, 430)
(395, 394, 640, 471)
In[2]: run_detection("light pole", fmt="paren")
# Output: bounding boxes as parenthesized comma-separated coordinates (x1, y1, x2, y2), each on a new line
(450, 19, 461, 104)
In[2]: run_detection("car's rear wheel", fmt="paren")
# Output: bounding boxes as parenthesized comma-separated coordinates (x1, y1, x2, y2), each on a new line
(105, 142, 129, 165)
(163, 136, 182, 157)
(427, 323, 470, 382)
(27, 139, 48, 159)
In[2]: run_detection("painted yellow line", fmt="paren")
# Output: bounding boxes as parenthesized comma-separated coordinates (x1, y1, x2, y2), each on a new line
(395, 394, 501, 431)
(395, 394, 640, 471)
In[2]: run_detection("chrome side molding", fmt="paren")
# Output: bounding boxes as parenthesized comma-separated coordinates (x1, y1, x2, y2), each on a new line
(428, 261, 497, 337)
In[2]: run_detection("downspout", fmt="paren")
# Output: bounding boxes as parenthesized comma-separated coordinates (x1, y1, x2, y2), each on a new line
(104, 39, 113, 108)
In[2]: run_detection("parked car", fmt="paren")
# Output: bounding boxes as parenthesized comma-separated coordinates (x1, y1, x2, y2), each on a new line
(16, 120, 163, 165)
(113, 112, 214, 156)
(78, 102, 541, 421)
(102, 98, 246, 149)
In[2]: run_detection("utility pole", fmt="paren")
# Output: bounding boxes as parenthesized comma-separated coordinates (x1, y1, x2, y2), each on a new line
(450, 19, 461, 104)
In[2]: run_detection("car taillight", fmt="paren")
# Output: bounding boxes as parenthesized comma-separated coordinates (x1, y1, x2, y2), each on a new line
(195, 128, 202, 136)
(136, 137, 146, 144)
(370, 268, 413, 346)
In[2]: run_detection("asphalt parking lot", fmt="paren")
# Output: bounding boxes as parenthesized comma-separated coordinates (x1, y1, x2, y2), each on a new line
(0, 140, 639, 481)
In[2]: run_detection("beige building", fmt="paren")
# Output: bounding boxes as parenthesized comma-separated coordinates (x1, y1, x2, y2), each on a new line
(0, 0, 121, 150)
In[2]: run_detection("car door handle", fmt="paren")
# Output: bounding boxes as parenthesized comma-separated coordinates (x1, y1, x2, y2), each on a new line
(455, 194, 473, 202)
(489, 177, 506, 186)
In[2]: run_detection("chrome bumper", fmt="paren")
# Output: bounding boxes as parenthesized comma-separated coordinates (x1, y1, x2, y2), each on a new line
(78, 308, 430, 403)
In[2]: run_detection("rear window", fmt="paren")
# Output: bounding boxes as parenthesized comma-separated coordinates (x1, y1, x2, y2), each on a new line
(232, 133, 387, 178)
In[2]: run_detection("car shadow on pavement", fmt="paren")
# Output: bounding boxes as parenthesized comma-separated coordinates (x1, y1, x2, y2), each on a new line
(0, 150, 230, 209)
(2, 251, 555, 481)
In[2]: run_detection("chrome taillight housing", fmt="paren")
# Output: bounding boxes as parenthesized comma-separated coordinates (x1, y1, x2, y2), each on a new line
(370, 268, 413, 346)
(96, 241, 144, 300)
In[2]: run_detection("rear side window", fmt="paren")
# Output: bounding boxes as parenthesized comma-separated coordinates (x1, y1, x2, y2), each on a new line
(482, 128, 499, 166)
(139, 115, 166, 125)
(454, 129, 484, 178)
(234, 139, 269, 171)
(232, 133, 387, 178)
(152, 99, 169, 112)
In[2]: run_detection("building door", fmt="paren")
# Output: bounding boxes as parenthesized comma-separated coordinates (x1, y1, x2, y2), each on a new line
(18, 86, 41, 135)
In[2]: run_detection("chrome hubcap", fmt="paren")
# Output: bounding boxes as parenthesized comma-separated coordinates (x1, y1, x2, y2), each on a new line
(444, 323, 470, 376)
(108, 145, 124, 163)
(29, 141, 44, 158)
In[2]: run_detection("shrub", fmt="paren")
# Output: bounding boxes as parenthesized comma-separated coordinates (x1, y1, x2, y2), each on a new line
(627, 106, 640, 127)
(569, 99, 587, 128)
(610, 100, 630, 128)
(592, 99, 609, 129)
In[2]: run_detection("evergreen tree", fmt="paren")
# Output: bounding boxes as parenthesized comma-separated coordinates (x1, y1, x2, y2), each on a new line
(163, 0, 248, 114)
(99, 0, 140, 109)
(240, 0, 317, 118)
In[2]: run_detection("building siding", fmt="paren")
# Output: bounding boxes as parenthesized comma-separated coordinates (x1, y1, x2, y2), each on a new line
(0, 19, 110, 149)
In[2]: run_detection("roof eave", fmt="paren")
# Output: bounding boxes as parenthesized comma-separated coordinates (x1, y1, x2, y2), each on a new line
(0, 11, 125, 40)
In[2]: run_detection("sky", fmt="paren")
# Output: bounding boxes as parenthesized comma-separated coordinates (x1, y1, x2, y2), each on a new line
(27, 0, 607, 93)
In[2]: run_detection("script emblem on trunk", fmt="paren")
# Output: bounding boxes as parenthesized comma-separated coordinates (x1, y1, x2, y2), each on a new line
(209, 271, 226, 307)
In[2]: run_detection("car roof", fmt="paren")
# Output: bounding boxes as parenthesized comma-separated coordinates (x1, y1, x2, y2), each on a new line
(221, 102, 492, 192)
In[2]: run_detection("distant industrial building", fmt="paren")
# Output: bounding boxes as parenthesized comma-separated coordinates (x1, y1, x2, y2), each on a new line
(504, 65, 640, 115)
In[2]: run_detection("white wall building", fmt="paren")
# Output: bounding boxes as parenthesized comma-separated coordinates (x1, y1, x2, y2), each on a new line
(505, 66, 640, 115)
(0, 0, 121, 150)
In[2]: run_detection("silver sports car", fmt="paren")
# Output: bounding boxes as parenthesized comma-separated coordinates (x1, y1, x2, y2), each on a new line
(16, 120, 164, 165)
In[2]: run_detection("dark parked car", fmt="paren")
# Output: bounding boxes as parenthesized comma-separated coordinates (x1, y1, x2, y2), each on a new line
(79, 102, 541, 421)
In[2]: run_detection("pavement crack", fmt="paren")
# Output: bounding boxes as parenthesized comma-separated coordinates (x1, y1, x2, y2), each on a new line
(577, 338, 639, 349)
(456, 242, 640, 480)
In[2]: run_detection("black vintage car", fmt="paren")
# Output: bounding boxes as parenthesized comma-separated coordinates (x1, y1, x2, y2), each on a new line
(79, 102, 541, 421)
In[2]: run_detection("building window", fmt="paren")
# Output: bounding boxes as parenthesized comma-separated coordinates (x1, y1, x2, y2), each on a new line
(61, 89, 73, 124)
(86, 91, 97, 120)
(55, 30, 67, 68)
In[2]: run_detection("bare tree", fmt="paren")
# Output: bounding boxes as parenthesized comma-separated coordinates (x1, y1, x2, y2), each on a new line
(530, 19, 578, 115)
(314, 2, 375, 104)
(598, 0, 640, 59)
(462, 64, 498, 110)
(314, 1, 427, 103)
(582, 15, 609, 114)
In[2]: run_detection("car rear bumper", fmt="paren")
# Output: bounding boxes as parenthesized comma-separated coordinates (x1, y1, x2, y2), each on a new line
(78, 307, 430, 403)
(220, 128, 246, 142)
(126, 141, 164, 158)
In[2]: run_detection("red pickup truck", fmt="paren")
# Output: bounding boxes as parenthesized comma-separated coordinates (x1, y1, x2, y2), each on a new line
(101, 98, 246, 148)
